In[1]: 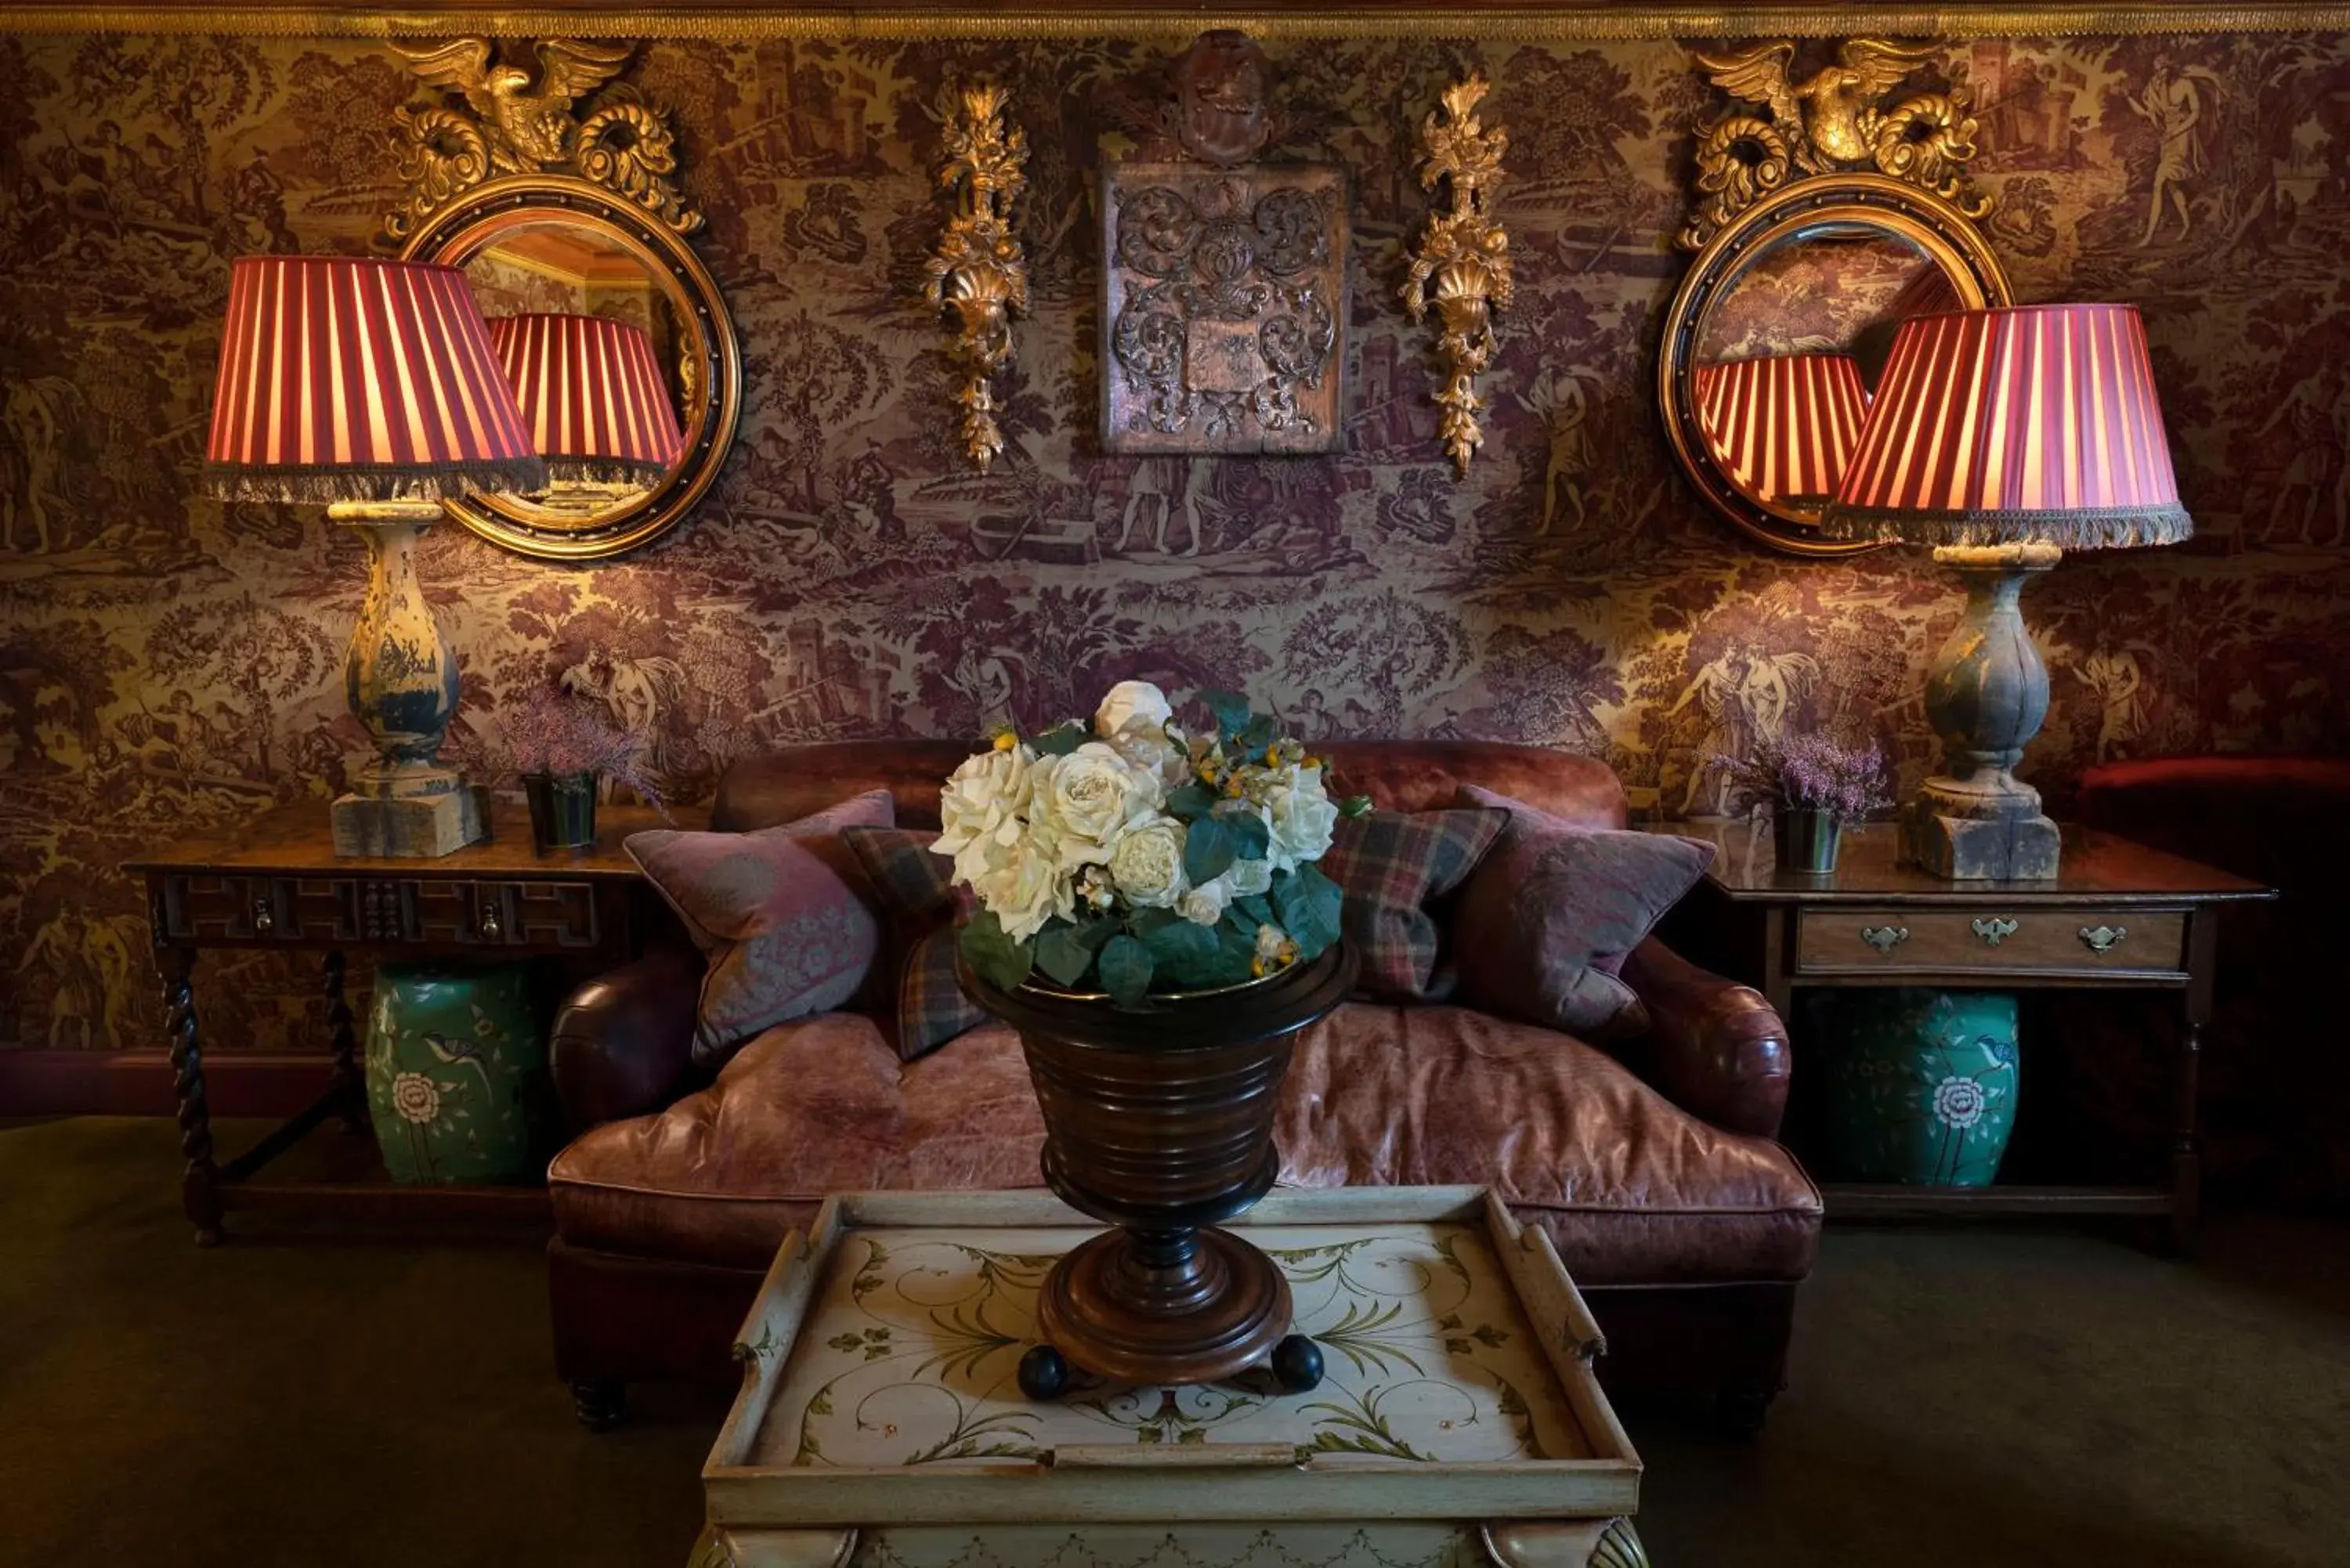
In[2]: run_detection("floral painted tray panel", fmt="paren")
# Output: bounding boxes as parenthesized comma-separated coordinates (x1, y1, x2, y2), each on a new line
(753, 1222, 1590, 1469)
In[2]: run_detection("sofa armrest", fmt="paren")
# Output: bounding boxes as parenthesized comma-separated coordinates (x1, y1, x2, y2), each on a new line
(550, 946, 704, 1129)
(1619, 937, 1790, 1140)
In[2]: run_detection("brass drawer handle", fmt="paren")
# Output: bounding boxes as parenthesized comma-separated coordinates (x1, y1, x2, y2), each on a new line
(2078, 924, 2128, 955)
(1860, 925, 1909, 953)
(479, 902, 503, 940)
(1971, 916, 2019, 948)
(252, 900, 274, 934)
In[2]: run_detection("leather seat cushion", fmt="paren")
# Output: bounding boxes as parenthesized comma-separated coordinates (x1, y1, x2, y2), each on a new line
(548, 1003, 1820, 1286)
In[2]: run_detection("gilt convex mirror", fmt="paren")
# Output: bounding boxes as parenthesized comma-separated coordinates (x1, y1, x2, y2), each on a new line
(385, 39, 740, 560)
(1660, 40, 2012, 556)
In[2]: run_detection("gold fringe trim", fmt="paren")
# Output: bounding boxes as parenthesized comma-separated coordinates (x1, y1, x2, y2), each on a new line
(1820, 502, 2194, 549)
(8, 4, 2350, 40)
(541, 455, 668, 486)
(204, 457, 549, 503)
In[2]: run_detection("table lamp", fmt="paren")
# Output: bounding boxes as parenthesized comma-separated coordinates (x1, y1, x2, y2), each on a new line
(1694, 352, 1871, 506)
(1823, 302, 2191, 879)
(485, 312, 685, 490)
(204, 255, 546, 857)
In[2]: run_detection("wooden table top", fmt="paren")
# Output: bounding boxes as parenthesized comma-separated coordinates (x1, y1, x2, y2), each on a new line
(1650, 818, 2272, 906)
(122, 800, 704, 880)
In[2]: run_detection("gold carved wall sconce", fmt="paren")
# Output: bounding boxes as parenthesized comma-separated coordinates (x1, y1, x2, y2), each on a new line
(924, 81, 1030, 474)
(1401, 72, 1512, 479)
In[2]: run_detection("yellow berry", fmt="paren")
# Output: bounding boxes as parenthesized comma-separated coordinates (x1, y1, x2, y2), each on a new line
(1266, 744, 1282, 766)
(1250, 957, 1268, 977)
(992, 731, 1016, 752)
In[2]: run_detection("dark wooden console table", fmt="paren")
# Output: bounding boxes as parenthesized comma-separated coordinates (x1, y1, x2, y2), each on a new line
(125, 802, 690, 1245)
(1654, 819, 2272, 1248)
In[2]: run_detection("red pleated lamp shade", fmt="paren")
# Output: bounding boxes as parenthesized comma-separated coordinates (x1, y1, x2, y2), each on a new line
(486, 313, 686, 486)
(1693, 353, 1871, 506)
(1823, 303, 2191, 549)
(204, 255, 545, 502)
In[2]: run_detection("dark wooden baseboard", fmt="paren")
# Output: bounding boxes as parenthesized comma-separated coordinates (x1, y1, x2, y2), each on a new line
(0, 1048, 324, 1118)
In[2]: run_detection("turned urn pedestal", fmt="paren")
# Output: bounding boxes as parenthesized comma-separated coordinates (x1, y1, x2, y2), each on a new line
(960, 943, 1355, 1399)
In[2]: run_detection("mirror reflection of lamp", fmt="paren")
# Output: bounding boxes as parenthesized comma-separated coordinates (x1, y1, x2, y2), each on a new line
(203, 255, 546, 857)
(1823, 303, 2192, 879)
(1694, 352, 1871, 508)
(484, 312, 687, 516)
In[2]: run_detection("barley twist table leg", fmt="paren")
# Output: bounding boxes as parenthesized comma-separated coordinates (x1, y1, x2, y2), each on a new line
(324, 949, 366, 1133)
(162, 945, 222, 1246)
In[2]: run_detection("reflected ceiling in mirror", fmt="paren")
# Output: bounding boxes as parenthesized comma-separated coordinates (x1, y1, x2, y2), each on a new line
(465, 222, 692, 522)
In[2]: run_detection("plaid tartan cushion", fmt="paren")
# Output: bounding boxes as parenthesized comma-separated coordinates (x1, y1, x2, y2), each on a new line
(1318, 808, 1508, 1001)
(842, 826, 990, 1062)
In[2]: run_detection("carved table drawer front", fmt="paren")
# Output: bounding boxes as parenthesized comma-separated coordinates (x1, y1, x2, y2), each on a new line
(409, 880, 601, 948)
(162, 875, 305, 941)
(1796, 907, 2189, 976)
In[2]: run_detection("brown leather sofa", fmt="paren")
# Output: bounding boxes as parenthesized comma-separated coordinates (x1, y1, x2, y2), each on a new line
(544, 739, 1820, 1432)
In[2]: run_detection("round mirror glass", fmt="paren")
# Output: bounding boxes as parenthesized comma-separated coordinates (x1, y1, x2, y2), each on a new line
(461, 219, 697, 526)
(1690, 222, 1965, 525)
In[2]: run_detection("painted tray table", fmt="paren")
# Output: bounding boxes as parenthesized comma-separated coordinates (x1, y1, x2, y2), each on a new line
(696, 1187, 1647, 1568)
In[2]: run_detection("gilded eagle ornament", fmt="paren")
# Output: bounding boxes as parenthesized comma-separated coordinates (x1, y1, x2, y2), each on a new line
(1679, 37, 1989, 250)
(392, 38, 632, 173)
(384, 38, 699, 241)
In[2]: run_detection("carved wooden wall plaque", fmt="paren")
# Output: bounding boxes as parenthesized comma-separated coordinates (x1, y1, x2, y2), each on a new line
(1097, 32, 1347, 457)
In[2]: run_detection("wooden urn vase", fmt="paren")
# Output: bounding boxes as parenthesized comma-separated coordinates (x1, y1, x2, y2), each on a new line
(961, 943, 1355, 1396)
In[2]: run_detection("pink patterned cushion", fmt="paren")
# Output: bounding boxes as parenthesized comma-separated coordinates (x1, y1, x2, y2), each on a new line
(1450, 784, 1716, 1042)
(626, 790, 895, 1063)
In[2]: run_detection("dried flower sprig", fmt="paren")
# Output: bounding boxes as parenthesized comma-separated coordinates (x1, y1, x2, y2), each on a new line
(1720, 731, 1893, 818)
(475, 686, 669, 812)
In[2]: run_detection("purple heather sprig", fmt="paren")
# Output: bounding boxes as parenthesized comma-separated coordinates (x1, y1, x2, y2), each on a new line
(482, 686, 669, 811)
(1720, 732, 1893, 818)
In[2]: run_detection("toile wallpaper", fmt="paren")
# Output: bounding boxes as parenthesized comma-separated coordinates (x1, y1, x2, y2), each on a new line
(4, 30, 2349, 1057)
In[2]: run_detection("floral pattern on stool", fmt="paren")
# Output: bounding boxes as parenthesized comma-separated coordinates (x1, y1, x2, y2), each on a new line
(1817, 988, 2020, 1187)
(364, 962, 550, 1185)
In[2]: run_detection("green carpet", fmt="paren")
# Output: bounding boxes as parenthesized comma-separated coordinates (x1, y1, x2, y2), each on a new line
(2, 1117, 2345, 1567)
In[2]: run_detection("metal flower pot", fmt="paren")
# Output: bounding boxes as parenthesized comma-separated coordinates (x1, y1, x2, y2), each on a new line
(960, 943, 1355, 1396)
(522, 771, 598, 851)
(1774, 807, 1845, 874)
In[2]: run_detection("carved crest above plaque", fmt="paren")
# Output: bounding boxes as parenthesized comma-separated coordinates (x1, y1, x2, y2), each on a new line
(1099, 32, 1347, 457)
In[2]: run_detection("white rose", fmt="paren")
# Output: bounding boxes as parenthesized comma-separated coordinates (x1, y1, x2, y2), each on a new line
(933, 741, 1035, 880)
(967, 833, 1074, 941)
(1177, 876, 1231, 927)
(1260, 764, 1340, 873)
(1108, 817, 1188, 909)
(1225, 857, 1273, 898)
(1108, 724, 1191, 793)
(1032, 742, 1165, 869)
(1094, 681, 1173, 742)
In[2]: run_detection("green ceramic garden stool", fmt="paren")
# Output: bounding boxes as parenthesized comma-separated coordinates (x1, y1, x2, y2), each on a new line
(364, 962, 551, 1185)
(1818, 988, 2020, 1187)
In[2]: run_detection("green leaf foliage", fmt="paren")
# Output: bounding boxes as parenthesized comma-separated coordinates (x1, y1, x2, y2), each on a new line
(1129, 906, 1180, 938)
(1235, 894, 1274, 927)
(1226, 812, 1271, 861)
(1198, 689, 1252, 739)
(1165, 782, 1217, 820)
(1274, 862, 1344, 960)
(1241, 714, 1275, 755)
(1030, 721, 1087, 757)
(1142, 919, 1219, 985)
(1340, 794, 1374, 818)
(1184, 815, 1239, 886)
(1098, 934, 1155, 1010)
(958, 910, 1033, 992)
(1034, 920, 1098, 988)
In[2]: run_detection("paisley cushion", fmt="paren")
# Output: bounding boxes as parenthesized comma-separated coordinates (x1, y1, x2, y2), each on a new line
(1450, 783, 1715, 1042)
(625, 790, 895, 1065)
